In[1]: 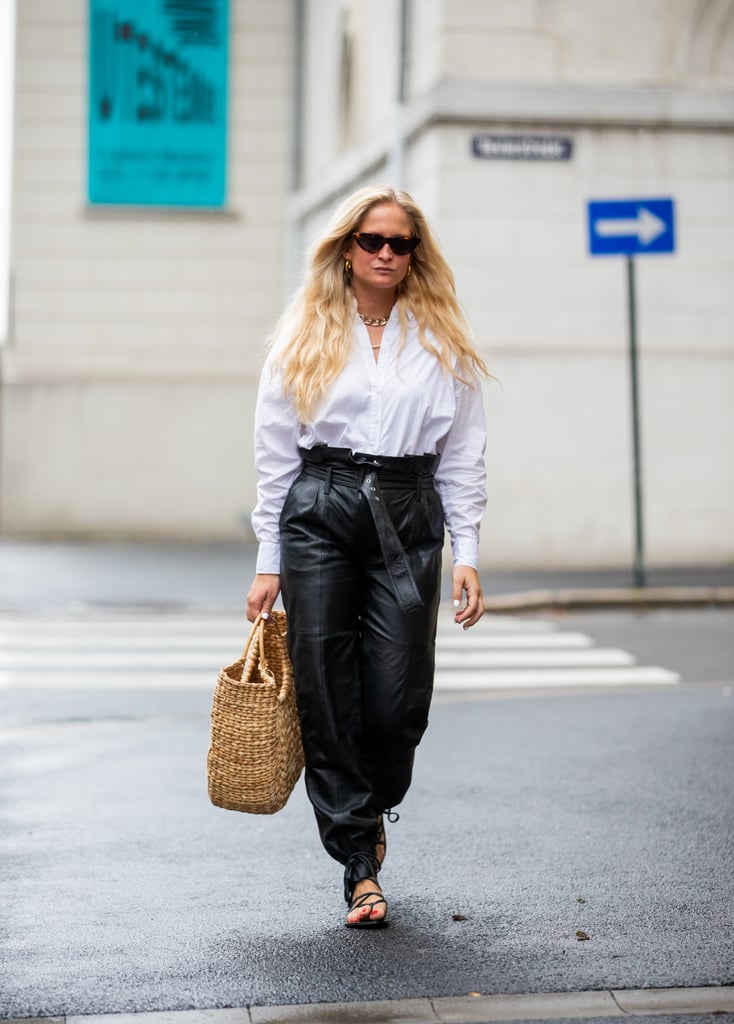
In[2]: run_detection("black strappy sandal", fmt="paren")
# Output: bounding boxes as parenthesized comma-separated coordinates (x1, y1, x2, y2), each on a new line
(344, 851, 388, 929)
(375, 809, 399, 867)
(346, 888, 388, 929)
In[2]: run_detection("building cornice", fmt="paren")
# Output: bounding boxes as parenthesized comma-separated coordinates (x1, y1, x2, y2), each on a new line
(290, 80, 734, 223)
(412, 79, 734, 134)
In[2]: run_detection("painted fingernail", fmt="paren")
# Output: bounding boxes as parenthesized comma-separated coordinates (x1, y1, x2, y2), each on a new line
(453, 599, 460, 607)
(262, 611, 270, 620)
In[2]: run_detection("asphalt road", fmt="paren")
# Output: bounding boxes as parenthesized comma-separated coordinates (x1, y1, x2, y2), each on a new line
(1, 539, 733, 613)
(546, 608, 734, 686)
(2, 618, 733, 1018)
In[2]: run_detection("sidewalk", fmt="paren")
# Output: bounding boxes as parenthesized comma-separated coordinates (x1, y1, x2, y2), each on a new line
(0, 538, 733, 613)
(3, 985, 732, 1023)
(2, 542, 733, 1022)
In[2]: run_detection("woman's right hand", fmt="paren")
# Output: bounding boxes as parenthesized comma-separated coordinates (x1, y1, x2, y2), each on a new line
(246, 573, 281, 622)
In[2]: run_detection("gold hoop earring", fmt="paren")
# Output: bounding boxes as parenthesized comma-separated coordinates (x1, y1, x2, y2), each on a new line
(345, 259, 352, 275)
(406, 263, 412, 277)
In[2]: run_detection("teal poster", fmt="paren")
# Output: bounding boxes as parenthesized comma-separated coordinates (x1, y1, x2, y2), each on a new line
(89, 0, 228, 207)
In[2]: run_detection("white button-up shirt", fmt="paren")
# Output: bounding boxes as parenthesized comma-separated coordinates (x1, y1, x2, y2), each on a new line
(252, 308, 487, 574)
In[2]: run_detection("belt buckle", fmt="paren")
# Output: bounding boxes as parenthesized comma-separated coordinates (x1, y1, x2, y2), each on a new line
(350, 450, 381, 468)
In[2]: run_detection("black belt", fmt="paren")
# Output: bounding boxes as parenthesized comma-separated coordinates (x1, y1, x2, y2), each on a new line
(302, 445, 438, 477)
(300, 446, 439, 614)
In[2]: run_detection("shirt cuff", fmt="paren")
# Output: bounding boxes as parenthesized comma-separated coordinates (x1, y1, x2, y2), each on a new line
(451, 534, 479, 570)
(255, 541, 281, 575)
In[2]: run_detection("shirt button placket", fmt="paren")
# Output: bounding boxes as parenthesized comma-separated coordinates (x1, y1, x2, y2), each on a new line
(369, 382, 380, 451)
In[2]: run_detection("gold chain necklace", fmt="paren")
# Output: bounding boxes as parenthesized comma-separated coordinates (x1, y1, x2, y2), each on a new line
(358, 312, 390, 327)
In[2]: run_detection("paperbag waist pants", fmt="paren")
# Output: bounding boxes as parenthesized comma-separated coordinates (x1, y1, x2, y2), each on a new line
(279, 446, 444, 868)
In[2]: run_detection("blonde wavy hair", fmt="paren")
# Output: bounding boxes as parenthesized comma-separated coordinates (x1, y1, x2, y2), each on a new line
(271, 185, 489, 423)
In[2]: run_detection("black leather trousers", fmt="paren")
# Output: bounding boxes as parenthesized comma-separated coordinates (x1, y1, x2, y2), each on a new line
(279, 448, 444, 879)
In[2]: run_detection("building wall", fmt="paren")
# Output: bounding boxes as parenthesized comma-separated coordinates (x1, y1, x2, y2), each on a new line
(1, 0, 292, 539)
(294, 0, 734, 568)
(436, 119, 734, 566)
(3, 0, 734, 569)
(440, 0, 734, 87)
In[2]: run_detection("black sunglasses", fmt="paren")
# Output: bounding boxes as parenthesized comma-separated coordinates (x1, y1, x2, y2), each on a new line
(352, 232, 421, 256)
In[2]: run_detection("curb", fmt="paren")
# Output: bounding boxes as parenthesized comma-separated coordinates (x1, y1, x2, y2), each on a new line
(4, 986, 733, 1023)
(485, 586, 734, 614)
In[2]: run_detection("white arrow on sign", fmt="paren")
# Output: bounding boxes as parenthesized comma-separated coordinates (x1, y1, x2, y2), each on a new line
(594, 206, 667, 245)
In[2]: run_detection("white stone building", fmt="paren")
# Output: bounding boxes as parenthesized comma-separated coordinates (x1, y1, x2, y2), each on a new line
(2, 0, 734, 569)
(2, 0, 293, 541)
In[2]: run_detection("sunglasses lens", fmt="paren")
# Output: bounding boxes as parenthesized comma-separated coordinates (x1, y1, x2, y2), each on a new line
(390, 237, 419, 255)
(354, 233, 383, 253)
(353, 233, 420, 255)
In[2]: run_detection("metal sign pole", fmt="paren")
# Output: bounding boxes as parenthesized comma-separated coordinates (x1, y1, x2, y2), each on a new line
(588, 197, 674, 587)
(626, 255, 646, 587)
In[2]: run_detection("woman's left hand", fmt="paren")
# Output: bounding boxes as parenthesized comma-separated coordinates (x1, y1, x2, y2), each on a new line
(452, 565, 485, 629)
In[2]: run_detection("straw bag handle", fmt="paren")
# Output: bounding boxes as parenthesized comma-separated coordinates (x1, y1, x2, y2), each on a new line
(242, 612, 288, 693)
(241, 611, 267, 664)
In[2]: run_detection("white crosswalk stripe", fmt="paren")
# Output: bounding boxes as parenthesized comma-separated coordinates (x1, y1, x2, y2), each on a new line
(0, 608, 681, 690)
(435, 613, 680, 688)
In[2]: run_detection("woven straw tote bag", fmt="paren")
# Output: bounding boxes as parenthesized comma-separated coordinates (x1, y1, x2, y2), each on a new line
(207, 610, 304, 814)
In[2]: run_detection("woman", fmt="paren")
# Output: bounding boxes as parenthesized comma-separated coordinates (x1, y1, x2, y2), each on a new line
(246, 185, 488, 928)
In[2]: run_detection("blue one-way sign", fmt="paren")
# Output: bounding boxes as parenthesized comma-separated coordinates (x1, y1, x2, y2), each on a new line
(588, 198, 675, 256)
